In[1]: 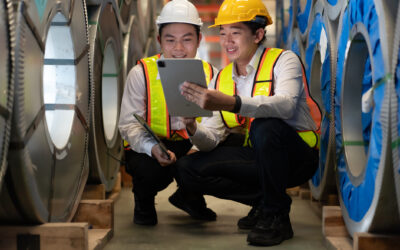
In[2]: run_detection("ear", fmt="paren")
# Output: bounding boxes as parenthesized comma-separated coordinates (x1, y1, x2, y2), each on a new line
(254, 28, 265, 44)
(157, 35, 161, 44)
(197, 32, 203, 48)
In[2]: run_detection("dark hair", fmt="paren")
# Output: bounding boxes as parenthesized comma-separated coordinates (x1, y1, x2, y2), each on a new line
(243, 16, 267, 45)
(158, 23, 201, 40)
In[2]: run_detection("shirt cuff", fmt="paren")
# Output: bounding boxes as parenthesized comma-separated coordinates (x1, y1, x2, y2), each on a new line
(237, 96, 256, 116)
(143, 141, 157, 157)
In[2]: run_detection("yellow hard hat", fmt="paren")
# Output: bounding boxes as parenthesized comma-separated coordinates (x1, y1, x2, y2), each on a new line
(209, 0, 273, 28)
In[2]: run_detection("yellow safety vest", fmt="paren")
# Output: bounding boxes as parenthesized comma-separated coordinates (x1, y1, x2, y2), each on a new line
(215, 48, 321, 148)
(124, 54, 214, 150)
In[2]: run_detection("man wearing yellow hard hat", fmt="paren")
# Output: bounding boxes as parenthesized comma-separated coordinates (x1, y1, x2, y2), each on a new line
(176, 0, 321, 246)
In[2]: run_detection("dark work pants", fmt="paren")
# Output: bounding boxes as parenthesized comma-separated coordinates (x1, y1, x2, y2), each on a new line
(175, 118, 318, 213)
(125, 139, 192, 200)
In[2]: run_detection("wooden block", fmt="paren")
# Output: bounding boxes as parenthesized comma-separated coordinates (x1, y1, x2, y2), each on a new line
(353, 232, 400, 250)
(88, 229, 113, 250)
(82, 184, 106, 200)
(120, 166, 133, 187)
(325, 236, 353, 250)
(107, 172, 121, 201)
(286, 186, 300, 196)
(327, 194, 339, 206)
(0, 223, 88, 250)
(73, 200, 114, 231)
(322, 206, 348, 237)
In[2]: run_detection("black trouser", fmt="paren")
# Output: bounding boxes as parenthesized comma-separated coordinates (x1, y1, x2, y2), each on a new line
(125, 139, 192, 200)
(175, 118, 318, 213)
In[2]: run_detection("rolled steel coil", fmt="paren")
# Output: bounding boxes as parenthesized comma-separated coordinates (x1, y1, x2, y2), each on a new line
(144, 29, 160, 58)
(131, 0, 152, 40)
(322, 0, 345, 21)
(287, 27, 305, 62)
(122, 15, 144, 85)
(304, 0, 337, 201)
(335, 0, 400, 235)
(87, 1, 124, 192)
(391, 4, 400, 219)
(297, 0, 315, 40)
(0, 0, 13, 192)
(0, 0, 90, 223)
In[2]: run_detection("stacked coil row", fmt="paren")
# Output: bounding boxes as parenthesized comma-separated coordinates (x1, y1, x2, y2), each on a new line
(0, 0, 162, 224)
(277, 0, 400, 236)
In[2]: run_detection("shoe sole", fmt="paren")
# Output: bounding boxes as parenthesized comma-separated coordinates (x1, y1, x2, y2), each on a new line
(247, 231, 293, 246)
(169, 196, 216, 221)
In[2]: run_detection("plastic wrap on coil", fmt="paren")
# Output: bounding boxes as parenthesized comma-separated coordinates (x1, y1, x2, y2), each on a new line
(297, 0, 314, 40)
(335, 0, 400, 235)
(304, 0, 337, 201)
(391, 4, 400, 219)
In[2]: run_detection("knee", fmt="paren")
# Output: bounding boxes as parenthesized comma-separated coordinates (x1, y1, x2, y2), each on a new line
(175, 155, 202, 188)
(249, 118, 284, 149)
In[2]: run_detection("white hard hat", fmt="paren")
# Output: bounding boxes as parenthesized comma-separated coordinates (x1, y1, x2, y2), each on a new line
(156, 0, 203, 27)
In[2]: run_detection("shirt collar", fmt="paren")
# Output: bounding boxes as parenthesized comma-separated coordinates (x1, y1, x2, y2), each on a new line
(232, 45, 266, 78)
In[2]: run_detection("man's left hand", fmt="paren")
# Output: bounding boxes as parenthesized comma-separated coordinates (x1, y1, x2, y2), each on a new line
(180, 81, 236, 111)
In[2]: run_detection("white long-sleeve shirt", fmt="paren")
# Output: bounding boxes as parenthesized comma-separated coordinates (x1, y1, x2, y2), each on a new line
(191, 46, 317, 151)
(118, 56, 218, 156)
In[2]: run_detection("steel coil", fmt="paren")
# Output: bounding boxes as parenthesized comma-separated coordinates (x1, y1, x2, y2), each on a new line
(0, 0, 90, 223)
(0, 0, 13, 192)
(304, 0, 337, 201)
(131, 0, 152, 40)
(143, 29, 160, 58)
(322, 0, 345, 21)
(335, 0, 400, 235)
(122, 15, 144, 85)
(297, 0, 315, 40)
(287, 27, 305, 62)
(87, 1, 124, 192)
(391, 4, 400, 219)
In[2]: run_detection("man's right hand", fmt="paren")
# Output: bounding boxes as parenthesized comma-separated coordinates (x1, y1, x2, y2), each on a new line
(151, 144, 176, 166)
(181, 117, 197, 136)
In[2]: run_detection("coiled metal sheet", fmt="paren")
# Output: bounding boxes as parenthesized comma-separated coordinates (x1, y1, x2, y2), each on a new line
(0, 0, 90, 223)
(131, 0, 152, 40)
(122, 15, 144, 85)
(322, 0, 345, 21)
(0, 0, 13, 192)
(287, 27, 305, 61)
(391, 4, 400, 219)
(304, 0, 337, 201)
(87, 1, 123, 192)
(297, 0, 315, 40)
(335, 0, 400, 236)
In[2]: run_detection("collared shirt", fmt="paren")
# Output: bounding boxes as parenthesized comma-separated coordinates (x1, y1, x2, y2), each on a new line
(191, 46, 317, 151)
(118, 55, 218, 156)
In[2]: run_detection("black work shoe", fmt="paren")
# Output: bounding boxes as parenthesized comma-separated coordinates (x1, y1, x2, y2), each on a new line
(247, 212, 293, 246)
(133, 196, 157, 226)
(169, 189, 217, 221)
(237, 206, 262, 229)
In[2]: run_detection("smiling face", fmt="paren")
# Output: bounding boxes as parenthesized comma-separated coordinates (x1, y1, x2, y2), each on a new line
(219, 22, 263, 66)
(158, 23, 201, 59)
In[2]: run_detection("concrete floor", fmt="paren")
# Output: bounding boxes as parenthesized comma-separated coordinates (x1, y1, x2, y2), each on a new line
(104, 184, 327, 250)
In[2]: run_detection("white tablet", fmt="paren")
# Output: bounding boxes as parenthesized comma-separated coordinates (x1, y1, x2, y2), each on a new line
(157, 58, 212, 117)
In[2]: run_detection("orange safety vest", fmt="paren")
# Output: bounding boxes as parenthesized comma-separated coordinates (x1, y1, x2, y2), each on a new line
(215, 48, 321, 148)
(124, 54, 214, 150)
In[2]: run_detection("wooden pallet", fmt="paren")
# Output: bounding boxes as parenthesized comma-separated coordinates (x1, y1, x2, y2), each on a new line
(323, 206, 400, 250)
(0, 199, 114, 250)
(83, 172, 122, 202)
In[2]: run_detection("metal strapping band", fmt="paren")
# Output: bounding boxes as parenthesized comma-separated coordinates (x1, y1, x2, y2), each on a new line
(44, 44, 89, 66)
(9, 105, 45, 150)
(74, 105, 89, 132)
(21, 1, 45, 53)
(0, 104, 10, 120)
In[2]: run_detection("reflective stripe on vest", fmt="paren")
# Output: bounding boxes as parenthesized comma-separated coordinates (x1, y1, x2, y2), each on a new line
(140, 54, 214, 140)
(216, 48, 321, 148)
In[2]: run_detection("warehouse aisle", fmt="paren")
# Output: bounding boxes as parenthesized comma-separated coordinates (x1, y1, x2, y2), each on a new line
(104, 184, 326, 250)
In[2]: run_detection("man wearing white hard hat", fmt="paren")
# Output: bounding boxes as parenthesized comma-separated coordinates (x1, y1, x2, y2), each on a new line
(176, 0, 321, 246)
(118, 0, 218, 226)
